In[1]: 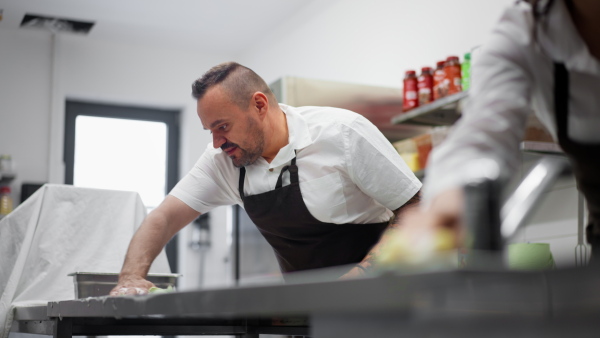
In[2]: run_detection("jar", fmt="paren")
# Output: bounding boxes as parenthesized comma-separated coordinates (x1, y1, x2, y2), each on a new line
(444, 56, 462, 95)
(417, 67, 434, 105)
(402, 70, 419, 112)
(433, 61, 446, 100)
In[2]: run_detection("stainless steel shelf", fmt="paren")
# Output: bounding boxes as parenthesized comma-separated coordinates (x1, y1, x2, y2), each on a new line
(391, 91, 468, 126)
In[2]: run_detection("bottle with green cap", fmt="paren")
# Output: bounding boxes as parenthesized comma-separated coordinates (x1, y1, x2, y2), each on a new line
(461, 52, 471, 91)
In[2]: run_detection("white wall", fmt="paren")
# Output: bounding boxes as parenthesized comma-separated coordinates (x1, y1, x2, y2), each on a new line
(239, 0, 514, 88)
(0, 29, 52, 198)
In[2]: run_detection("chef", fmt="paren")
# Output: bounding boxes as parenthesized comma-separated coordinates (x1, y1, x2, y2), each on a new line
(110, 62, 421, 294)
(401, 0, 600, 259)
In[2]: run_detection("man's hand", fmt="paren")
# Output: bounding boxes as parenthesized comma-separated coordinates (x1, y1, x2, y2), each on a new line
(404, 187, 465, 248)
(339, 264, 368, 280)
(109, 196, 199, 296)
(376, 187, 466, 267)
(109, 274, 156, 296)
(339, 191, 422, 279)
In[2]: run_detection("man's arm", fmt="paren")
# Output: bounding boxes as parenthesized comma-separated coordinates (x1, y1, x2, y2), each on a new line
(110, 195, 200, 295)
(340, 190, 421, 279)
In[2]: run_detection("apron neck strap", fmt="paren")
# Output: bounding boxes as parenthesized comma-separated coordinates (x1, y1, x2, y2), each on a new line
(275, 157, 297, 189)
(238, 155, 298, 198)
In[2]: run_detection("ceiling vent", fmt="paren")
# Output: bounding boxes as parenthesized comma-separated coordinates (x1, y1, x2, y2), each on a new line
(20, 14, 94, 34)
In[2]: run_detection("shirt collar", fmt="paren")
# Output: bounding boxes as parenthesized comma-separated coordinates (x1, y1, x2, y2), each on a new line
(268, 104, 313, 169)
(538, 0, 600, 74)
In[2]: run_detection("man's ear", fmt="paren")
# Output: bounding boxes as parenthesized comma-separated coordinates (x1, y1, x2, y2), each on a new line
(252, 92, 269, 119)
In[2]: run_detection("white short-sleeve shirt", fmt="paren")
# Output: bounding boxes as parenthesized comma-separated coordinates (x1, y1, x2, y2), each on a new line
(170, 104, 421, 224)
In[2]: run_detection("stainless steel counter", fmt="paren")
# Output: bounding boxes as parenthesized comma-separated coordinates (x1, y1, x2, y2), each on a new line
(12, 266, 600, 338)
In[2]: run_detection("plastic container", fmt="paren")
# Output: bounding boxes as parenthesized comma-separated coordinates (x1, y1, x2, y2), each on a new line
(444, 56, 462, 95)
(417, 67, 434, 105)
(461, 52, 471, 91)
(433, 61, 446, 100)
(402, 70, 419, 112)
(0, 186, 13, 218)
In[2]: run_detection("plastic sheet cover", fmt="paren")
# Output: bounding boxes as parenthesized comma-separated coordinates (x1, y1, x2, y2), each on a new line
(0, 184, 171, 338)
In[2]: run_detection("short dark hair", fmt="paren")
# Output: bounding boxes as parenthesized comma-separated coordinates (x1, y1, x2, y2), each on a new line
(191, 62, 275, 109)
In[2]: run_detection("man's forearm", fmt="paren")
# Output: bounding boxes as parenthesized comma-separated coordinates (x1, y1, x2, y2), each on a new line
(119, 211, 175, 279)
(357, 190, 422, 270)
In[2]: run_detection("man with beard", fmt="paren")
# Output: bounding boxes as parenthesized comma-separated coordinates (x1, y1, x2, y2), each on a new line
(110, 62, 421, 295)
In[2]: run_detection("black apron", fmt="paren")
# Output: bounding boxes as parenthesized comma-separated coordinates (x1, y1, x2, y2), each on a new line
(239, 156, 388, 276)
(554, 63, 600, 257)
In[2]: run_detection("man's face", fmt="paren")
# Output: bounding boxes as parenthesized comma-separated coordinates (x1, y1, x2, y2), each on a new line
(198, 86, 265, 168)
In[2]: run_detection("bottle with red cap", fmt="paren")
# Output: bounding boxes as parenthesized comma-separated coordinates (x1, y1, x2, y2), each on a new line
(417, 67, 434, 105)
(433, 61, 446, 100)
(402, 70, 419, 112)
(443, 56, 462, 95)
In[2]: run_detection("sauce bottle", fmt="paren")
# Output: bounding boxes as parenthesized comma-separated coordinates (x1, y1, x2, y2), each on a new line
(444, 56, 462, 95)
(417, 67, 434, 105)
(433, 61, 446, 100)
(402, 70, 419, 112)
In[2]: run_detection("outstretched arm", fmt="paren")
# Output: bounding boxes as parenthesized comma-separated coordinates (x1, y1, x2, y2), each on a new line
(110, 195, 200, 295)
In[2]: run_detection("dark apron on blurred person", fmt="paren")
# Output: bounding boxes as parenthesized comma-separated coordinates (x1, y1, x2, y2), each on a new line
(554, 63, 600, 258)
(239, 156, 388, 277)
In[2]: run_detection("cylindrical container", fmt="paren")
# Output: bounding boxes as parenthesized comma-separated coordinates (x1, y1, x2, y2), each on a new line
(402, 70, 419, 112)
(433, 61, 446, 100)
(461, 52, 471, 91)
(0, 186, 13, 218)
(444, 56, 462, 95)
(417, 67, 434, 105)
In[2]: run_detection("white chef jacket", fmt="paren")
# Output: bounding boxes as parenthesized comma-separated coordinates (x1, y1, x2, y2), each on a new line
(423, 0, 600, 202)
(170, 104, 421, 224)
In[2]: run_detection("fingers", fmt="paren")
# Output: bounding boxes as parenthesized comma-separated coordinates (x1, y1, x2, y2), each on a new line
(109, 276, 156, 296)
(109, 287, 149, 296)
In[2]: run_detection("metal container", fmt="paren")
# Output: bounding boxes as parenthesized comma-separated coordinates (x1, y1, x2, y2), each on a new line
(68, 272, 179, 298)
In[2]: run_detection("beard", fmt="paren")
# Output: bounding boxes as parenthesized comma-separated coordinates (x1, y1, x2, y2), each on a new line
(222, 116, 265, 168)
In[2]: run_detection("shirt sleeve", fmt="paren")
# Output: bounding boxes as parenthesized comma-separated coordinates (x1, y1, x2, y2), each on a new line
(168, 146, 240, 213)
(343, 115, 422, 211)
(422, 5, 535, 204)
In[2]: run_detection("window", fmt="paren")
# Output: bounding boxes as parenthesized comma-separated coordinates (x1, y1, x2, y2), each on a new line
(64, 101, 180, 272)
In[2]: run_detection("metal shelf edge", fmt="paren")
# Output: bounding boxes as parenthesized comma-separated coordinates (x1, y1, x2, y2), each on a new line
(391, 91, 468, 126)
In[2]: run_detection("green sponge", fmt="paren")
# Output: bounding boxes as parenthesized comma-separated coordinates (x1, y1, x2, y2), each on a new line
(148, 285, 174, 294)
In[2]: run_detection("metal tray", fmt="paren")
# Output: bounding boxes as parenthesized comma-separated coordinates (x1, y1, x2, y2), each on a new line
(68, 272, 179, 298)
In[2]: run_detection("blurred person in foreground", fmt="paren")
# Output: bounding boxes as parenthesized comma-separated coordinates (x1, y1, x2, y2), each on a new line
(109, 62, 421, 295)
(400, 0, 600, 260)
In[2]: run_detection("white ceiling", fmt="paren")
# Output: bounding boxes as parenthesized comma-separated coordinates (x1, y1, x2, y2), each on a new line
(0, 0, 316, 54)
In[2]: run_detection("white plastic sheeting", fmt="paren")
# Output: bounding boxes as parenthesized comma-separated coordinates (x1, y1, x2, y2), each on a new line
(0, 184, 171, 338)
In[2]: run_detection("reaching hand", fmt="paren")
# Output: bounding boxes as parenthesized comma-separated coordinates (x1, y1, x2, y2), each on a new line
(109, 274, 156, 296)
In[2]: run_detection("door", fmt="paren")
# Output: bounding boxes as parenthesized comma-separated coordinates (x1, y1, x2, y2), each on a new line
(64, 100, 180, 272)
